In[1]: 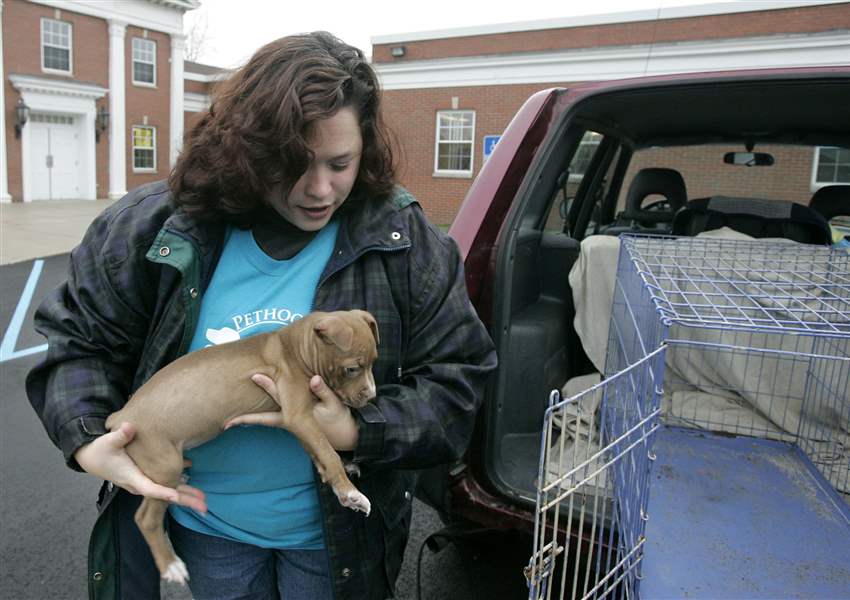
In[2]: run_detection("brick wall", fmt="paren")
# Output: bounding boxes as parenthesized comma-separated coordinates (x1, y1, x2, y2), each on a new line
(183, 109, 203, 136)
(182, 77, 215, 138)
(184, 79, 205, 95)
(383, 82, 569, 224)
(373, 3, 850, 63)
(3, 1, 110, 200)
(124, 25, 171, 190)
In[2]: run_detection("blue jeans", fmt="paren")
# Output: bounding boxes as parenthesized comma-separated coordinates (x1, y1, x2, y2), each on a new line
(168, 517, 333, 600)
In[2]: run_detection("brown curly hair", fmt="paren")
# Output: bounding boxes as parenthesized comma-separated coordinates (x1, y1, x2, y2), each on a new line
(169, 32, 396, 224)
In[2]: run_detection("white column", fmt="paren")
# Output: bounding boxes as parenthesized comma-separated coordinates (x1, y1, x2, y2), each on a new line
(0, 0, 11, 203)
(108, 19, 127, 200)
(169, 33, 186, 167)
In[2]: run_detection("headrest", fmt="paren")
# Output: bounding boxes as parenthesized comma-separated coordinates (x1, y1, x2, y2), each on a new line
(623, 168, 687, 224)
(809, 185, 849, 221)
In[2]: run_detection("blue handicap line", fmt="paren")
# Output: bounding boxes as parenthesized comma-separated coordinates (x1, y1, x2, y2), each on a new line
(0, 259, 48, 363)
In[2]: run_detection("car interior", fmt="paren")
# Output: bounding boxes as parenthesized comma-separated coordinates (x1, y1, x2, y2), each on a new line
(481, 75, 850, 504)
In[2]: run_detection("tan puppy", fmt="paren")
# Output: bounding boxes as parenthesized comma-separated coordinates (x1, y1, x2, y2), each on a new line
(105, 309, 379, 584)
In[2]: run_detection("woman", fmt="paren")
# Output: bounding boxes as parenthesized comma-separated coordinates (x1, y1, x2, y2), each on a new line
(26, 32, 496, 600)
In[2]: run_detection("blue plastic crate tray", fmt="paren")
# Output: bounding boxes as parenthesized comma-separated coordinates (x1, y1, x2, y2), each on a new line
(641, 426, 850, 599)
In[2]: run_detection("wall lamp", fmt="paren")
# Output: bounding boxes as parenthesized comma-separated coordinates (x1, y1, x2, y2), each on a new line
(390, 46, 406, 58)
(15, 98, 30, 138)
(95, 105, 110, 143)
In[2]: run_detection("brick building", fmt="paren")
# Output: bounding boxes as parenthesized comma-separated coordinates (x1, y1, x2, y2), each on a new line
(372, 1, 850, 224)
(0, 0, 223, 203)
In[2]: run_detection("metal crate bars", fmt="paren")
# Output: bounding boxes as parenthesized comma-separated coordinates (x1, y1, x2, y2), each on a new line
(611, 236, 850, 496)
(528, 234, 850, 600)
(526, 347, 665, 600)
(618, 235, 850, 339)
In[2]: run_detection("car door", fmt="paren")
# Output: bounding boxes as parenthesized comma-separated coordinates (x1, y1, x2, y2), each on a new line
(416, 87, 571, 518)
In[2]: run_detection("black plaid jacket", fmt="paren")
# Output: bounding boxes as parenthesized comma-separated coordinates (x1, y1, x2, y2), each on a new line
(26, 180, 497, 600)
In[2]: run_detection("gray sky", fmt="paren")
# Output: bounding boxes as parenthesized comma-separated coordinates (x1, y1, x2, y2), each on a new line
(183, 0, 712, 68)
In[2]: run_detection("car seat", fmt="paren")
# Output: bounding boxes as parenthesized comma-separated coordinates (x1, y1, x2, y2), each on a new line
(672, 196, 832, 245)
(809, 185, 849, 221)
(603, 168, 687, 236)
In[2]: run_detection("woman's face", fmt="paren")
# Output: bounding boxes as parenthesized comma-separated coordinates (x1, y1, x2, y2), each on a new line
(267, 106, 363, 232)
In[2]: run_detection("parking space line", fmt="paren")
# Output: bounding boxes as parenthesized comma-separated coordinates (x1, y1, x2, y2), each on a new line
(0, 259, 48, 363)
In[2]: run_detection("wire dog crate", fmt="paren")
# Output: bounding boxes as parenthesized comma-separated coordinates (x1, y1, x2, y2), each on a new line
(527, 235, 850, 599)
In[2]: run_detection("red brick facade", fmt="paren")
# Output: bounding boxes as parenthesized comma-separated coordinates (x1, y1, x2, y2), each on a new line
(2, 0, 208, 202)
(124, 25, 171, 191)
(3, 0, 112, 200)
(383, 83, 561, 225)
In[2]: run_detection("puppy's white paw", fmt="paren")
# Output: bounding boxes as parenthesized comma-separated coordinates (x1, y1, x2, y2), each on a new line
(162, 558, 189, 585)
(338, 489, 371, 516)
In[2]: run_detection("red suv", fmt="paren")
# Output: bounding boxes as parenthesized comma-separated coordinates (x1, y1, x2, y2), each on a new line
(419, 66, 850, 539)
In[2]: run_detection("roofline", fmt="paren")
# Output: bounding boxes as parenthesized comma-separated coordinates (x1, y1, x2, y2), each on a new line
(184, 70, 230, 83)
(371, 1, 849, 45)
(184, 60, 230, 76)
(374, 31, 850, 90)
(28, 0, 192, 34)
(149, 0, 200, 11)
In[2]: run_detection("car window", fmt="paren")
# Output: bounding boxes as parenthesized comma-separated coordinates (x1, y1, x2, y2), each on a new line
(543, 130, 607, 233)
(615, 143, 836, 213)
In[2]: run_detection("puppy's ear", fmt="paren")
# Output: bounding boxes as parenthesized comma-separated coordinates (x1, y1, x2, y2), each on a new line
(314, 316, 354, 351)
(357, 310, 380, 345)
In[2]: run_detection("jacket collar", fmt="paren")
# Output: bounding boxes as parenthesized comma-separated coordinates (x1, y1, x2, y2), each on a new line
(152, 186, 416, 281)
(339, 186, 416, 255)
(160, 207, 225, 258)
(317, 186, 416, 286)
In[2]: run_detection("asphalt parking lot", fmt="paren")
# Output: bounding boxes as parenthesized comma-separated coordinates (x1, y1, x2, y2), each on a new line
(1, 247, 530, 599)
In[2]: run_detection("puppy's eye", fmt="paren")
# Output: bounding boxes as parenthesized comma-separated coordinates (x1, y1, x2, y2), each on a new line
(344, 366, 362, 378)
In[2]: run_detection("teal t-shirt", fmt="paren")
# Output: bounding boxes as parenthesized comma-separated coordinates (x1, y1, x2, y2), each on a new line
(169, 219, 339, 549)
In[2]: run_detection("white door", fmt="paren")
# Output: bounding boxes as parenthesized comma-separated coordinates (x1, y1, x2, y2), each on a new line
(50, 126, 81, 199)
(29, 123, 52, 201)
(28, 115, 82, 200)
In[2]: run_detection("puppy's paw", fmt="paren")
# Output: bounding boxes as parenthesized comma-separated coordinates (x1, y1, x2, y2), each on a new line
(162, 558, 189, 585)
(338, 489, 371, 516)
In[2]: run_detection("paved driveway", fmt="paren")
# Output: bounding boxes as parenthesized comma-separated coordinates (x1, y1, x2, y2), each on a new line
(0, 198, 117, 266)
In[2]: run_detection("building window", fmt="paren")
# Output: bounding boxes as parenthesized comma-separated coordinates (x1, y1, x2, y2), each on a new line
(41, 18, 72, 73)
(132, 38, 156, 85)
(435, 110, 475, 176)
(132, 126, 156, 172)
(813, 146, 850, 187)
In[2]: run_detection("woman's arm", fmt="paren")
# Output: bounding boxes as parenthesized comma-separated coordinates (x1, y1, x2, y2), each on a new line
(25, 194, 206, 511)
(26, 207, 151, 469)
(352, 215, 497, 470)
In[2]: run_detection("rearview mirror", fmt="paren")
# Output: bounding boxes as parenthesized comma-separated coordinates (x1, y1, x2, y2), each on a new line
(724, 152, 774, 166)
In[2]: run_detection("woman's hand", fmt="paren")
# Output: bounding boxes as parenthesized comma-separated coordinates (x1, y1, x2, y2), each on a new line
(74, 422, 207, 513)
(229, 374, 359, 451)
(308, 375, 359, 451)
